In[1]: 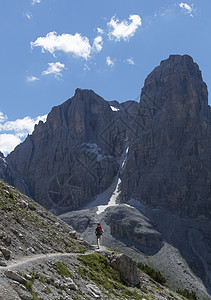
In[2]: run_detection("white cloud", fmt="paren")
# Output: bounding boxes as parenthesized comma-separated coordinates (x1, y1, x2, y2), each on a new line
(106, 56, 115, 67)
(108, 14, 142, 41)
(126, 57, 135, 65)
(42, 62, 65, 78)
(97, 28, 104, 35)
(24, 12, 32, 19)
(27, 75, 39, 82)
(0, 114, 47, 155)
(0, 134, 22, 156)
(31, 31, 92, 60)
(179, 2, 195, 17)
(93, 36, 103, 52)
(32, 0, 41, 5)
(0, 112, 8, 123)
(83, 63, 90, 71)
(0, 115, 47, 135)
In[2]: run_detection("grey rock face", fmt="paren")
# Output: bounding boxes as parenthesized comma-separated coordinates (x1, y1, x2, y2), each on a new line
(6, 89, 137, 214)
(5, 269, 27, 284)
(0, 152, 13, 184)
(106, 205, 163, 252)
(120, 55, 211, 219)
(108, 252, 140, 286)
(0, 152, 26, 195)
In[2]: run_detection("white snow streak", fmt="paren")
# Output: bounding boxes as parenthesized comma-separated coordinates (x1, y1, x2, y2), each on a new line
(110, 106, 119, 112)
(84, 145, 128, 214)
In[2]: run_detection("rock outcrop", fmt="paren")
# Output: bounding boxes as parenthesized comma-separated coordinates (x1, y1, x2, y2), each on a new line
(6, 89, 137, 214)
(108, 252, 141, 286)
(106, 205, 163, 252)
(120, 54, 211, 219)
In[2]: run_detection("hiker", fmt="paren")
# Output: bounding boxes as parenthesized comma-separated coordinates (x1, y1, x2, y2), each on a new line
(95, 223, 104, 249)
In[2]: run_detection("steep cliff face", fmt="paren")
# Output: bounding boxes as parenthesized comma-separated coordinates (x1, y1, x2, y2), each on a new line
(0, 152, 12, 183)
(7, 89, 137, 214)
(0, 152, 23, 189)
(120, 55, 211, 219)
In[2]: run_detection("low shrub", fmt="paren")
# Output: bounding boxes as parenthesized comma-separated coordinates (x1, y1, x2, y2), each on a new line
(176, 288, 197, 300)
(137, 262, 166, 285)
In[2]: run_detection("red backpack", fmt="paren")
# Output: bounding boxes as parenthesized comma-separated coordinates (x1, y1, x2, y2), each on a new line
(96, 225, 102, 235)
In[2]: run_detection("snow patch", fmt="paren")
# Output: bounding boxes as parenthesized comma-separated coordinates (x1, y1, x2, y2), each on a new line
(0, 156, 8, 166)
(83, 143, 129, 215)
(96, 177, 121, 214)
(110, 106, 119, 112)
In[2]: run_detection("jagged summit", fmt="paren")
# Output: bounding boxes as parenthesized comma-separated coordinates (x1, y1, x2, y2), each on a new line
(159, 54, 201, 77)
(6, 88, 137, 214)
(74, 88, 97, 97)
(140, 54, 208, 120)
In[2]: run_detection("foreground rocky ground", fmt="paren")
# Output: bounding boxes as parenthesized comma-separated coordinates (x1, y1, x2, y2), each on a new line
(0, 179, 200, 300)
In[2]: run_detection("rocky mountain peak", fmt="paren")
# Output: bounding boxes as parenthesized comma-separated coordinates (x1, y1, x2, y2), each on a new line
(6, 89, 133, 213)
(121, 54, 211, 219)
(139, 54, 209, 128)
(74, 88, 99, 99)
(154, 54, 202, 82)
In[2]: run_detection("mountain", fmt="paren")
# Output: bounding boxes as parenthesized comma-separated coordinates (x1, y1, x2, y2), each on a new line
(0, 180, 188, 300)
(2, 54, 211, 298)
(6, 55, 211, 219)
(6, 89, 138, 215)
(120, 54, 211, 220)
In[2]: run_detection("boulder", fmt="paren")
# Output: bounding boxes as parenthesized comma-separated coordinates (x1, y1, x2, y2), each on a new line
(86, 283, 101, 298)
(0, 247, 11, 259)
(64, 277, 78, 290)
(108, 253, 140, 286)
(5, 270, 27, 284)
(0, 251, 7, 266)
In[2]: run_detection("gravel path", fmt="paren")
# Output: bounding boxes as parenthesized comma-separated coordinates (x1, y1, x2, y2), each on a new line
(0, 246, 110, 273)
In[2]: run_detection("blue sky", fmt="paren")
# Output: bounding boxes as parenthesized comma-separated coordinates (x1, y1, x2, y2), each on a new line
(0, 0, 211, 155)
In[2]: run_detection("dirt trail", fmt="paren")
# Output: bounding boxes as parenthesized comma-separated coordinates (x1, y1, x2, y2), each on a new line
(0, 246, 109, 272)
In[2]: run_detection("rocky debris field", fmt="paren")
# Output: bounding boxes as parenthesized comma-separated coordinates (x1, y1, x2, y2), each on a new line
(60, 203, 211, 300)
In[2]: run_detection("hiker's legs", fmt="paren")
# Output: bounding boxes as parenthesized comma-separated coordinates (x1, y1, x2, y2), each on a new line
(97, 236, 101, 248)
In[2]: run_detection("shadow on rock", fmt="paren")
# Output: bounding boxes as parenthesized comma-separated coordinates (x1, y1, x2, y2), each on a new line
(105, 205, 164, 256)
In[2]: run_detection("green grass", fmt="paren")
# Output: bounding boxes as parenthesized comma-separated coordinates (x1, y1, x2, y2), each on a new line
(176, 288, 197, 300)
(77, 254, 143, 299)
(54, 261, 72, 277)
(137, 262, 166, 285)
